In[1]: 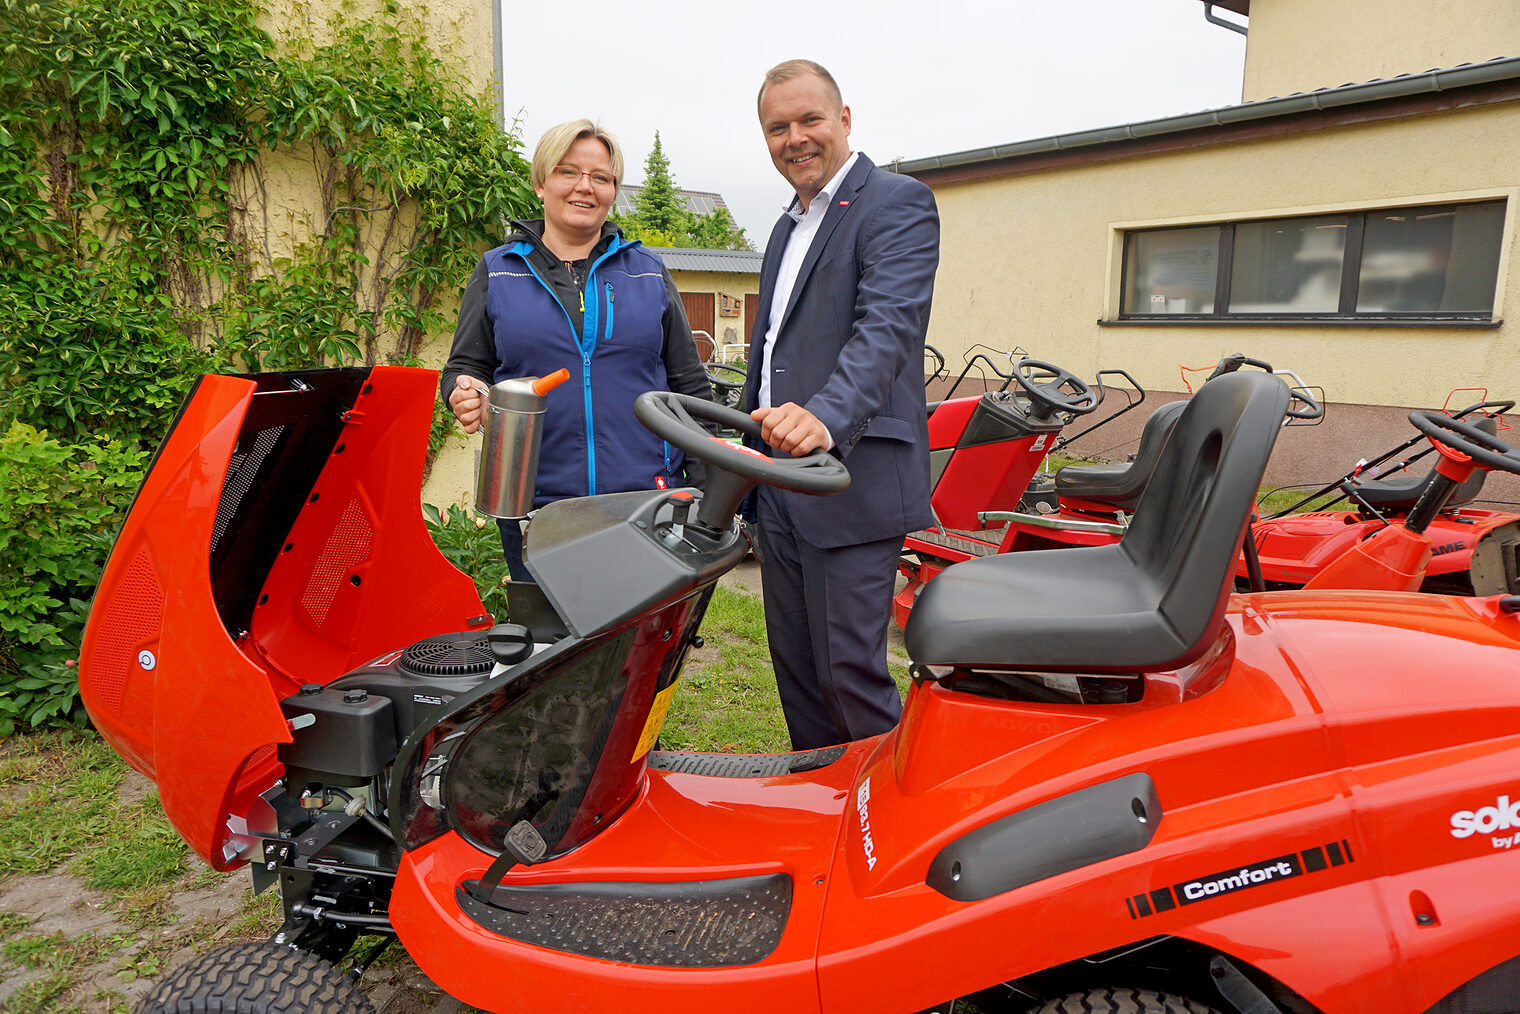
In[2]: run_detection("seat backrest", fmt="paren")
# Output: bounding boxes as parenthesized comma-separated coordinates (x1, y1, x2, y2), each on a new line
(1054, 399, 1187, 510)
(1121, 372, 1290, 644)
(903, 372, 1290, 674)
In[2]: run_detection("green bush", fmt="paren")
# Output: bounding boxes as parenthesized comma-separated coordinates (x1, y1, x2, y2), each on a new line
(0, 423, 146, 734)
(0, 265, 212, 450)
(423, 503, 511, 620)
(0, 0, 537, 730)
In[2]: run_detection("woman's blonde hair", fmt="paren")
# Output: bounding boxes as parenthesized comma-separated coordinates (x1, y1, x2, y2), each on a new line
(531, 119, 624, 193)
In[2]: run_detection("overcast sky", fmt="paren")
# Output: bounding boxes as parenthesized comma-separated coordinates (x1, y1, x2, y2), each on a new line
(498, 0, 1248, 245)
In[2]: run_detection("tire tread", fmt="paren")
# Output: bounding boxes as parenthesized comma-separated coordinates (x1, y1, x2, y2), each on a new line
(1035, 986, 1220, 1014)
(134, 941, 375, 1014)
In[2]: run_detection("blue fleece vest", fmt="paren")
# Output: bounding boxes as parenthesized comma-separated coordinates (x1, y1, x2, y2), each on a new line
(483, 236, 684, 504)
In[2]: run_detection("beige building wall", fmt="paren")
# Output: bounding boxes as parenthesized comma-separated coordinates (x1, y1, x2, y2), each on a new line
(257, 0, 495, 81)
(1242, 0, 1520, 101)
(668, 268, 761, 348)
(925, 100, 1520, 413)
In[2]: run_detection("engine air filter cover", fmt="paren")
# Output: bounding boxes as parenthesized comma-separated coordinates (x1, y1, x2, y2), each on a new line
(400, 633, 493, 678)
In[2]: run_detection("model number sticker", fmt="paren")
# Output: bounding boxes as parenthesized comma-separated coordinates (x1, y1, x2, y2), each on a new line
(1126, 839, 1353, 919)
(856, 777, 877, 871)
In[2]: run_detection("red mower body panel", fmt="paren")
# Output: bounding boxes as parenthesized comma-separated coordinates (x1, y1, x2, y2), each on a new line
(391, 741, 875, 1014)
(78, 367, 487, 868)
(926, 393, 1063, 530)
(1249, 508, 1520, 590)
(387, 589, 1520, 1014)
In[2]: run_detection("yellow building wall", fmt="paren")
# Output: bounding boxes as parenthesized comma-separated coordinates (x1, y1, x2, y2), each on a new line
(924, 100, 1520, 411)
(1242, 0, 1520, 101)
(257, 0, 495, 87)
(668, 268, 762, 349)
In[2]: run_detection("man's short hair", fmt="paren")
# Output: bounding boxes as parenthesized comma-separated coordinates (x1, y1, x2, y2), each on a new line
(757, 60, 844, 118)
(531, 119, 624, 193)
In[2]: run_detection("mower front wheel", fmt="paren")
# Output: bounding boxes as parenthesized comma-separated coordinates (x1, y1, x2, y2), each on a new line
(1034, 987, 1222, 1014)
(134, 941, 376, 1014)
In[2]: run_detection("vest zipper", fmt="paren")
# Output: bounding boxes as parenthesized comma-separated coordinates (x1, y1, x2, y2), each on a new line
(514, 249, 591, 496)
(579, 241, 627, 495)
(508, 238, 628, 498)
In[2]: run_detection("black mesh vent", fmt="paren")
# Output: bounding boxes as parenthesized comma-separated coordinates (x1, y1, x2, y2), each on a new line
(400, 633, 493, 677)
(211, 425, 284, 555)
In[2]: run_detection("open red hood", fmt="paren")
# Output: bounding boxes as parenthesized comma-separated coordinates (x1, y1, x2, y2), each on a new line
(79, 366, 488, 868)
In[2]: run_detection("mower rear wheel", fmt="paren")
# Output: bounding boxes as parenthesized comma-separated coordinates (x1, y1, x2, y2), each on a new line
(1034, 987, 1222, 1014)
(134, 941, 375, 1014)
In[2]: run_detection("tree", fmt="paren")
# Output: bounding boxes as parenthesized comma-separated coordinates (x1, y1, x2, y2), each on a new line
(615, 132, 753, 251)
(688, 207, 751, 251)
(633, 132, 695, 238)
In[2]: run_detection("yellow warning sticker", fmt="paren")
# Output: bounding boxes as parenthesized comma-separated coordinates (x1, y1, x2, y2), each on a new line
(633, 680, 679, 762)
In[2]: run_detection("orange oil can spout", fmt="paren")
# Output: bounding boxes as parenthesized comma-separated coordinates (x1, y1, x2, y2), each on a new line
(533, 368, 571, 397)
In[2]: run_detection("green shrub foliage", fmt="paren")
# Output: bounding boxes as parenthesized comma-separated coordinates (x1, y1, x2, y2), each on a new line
(423, 503, 512, 621)
(0, 423, 146, 734)
(0, 0, 537, 729)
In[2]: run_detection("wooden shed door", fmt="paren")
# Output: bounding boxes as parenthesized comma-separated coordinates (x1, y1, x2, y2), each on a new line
(680, 292, 714, 341)
(744, 294, 759, 347)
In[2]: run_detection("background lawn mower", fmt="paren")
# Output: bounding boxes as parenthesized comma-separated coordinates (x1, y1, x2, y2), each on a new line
(78, 366, 1520, 1014)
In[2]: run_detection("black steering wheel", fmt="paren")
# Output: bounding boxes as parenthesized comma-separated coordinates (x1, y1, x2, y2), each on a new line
(1206, 354, 1322, 421)
(635, 392, 849, 532)
(704, 361, 747, 410)
(1409, 409, 1520, 475)
(1012, 359, 1099, 419)
(1285, 387, 1322, 421)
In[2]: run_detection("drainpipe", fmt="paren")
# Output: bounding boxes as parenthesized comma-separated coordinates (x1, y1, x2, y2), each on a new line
(1202, 2, 1247, 35)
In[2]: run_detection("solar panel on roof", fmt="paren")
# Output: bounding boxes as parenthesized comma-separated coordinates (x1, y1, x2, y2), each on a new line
(615, 185, 729, 216)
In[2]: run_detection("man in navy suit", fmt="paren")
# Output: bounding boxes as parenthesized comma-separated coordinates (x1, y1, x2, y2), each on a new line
(744, 60, 940, 750)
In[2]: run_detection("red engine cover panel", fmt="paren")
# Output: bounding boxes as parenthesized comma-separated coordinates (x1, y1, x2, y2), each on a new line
(80, 367, 487, 869)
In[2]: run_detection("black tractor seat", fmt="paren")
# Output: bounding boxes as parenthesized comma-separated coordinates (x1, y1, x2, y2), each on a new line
(1342, 415, 1496, 513)
(1053, 400, 1187, 513)
(905, 373, 1290, 673)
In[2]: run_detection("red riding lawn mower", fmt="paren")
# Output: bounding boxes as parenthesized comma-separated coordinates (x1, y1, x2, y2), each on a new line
(81, 366, 1520, 1014)
(1244, 396, 1518, 595)
(895, 353, 1165, 628)
(896, 355, 1519, 627)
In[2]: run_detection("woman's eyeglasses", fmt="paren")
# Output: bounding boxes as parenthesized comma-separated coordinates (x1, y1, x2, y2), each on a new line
(551, 165, 616, 188)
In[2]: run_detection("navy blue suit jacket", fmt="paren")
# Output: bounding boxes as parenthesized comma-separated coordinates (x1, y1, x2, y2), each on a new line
(743, 154, 939, 549)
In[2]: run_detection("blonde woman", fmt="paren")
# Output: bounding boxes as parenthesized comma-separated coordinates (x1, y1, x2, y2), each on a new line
(442, 120, 711, 579)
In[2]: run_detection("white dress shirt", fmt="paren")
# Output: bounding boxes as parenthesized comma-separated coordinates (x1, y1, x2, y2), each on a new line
(756, 152, 861, 447)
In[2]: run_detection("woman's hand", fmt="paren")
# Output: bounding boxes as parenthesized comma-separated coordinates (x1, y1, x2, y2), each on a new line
(449, 375, 488, 434)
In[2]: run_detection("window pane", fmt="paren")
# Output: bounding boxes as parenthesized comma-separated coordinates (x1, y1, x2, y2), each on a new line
(1357, 201, 1505, 313)
(1228, 216, 1346, 313)
(1124, 227, 1219, 314)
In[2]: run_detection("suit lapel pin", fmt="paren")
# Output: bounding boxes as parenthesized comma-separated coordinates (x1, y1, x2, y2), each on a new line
(838, 200, 850, 207)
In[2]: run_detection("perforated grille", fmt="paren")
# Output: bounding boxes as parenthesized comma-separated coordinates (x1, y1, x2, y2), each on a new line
(244, 744, 275, 768)
(88, 550, 163, 714)
(399, 634, 493, 677)
(212, 426, 284, 554)
(456, 873, 792, 966)
(300, 498, 373, 627)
